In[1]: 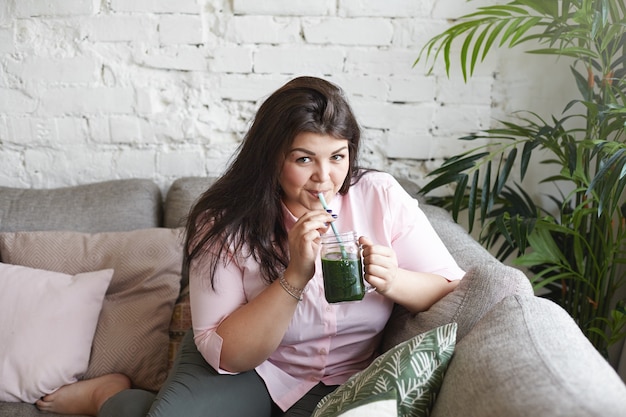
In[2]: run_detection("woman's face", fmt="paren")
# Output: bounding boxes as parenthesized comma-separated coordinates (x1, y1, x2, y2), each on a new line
(279, 132, 350, 218)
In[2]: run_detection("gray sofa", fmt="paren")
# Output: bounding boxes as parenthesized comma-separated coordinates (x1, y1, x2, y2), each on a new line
(1, 177, 625, 417)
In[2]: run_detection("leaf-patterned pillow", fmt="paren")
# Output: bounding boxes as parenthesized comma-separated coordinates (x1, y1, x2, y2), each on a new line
(312, 323, 457, 417)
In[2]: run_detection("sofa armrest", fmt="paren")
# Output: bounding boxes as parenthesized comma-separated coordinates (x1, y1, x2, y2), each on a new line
(433, 295, 626, 417)
(382, 260, 533, 351)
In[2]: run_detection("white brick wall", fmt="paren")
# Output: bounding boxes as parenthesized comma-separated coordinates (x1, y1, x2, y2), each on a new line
(0, 0, 568, 192)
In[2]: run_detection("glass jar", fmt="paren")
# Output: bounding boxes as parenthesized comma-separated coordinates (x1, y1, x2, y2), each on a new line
(320, 231, 366, 303)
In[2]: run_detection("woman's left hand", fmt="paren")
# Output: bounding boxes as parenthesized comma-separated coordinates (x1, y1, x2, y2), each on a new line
(359, 236, 398, 294)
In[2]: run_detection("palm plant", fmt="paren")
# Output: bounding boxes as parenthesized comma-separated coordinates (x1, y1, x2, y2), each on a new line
(417, 0, 626, 356)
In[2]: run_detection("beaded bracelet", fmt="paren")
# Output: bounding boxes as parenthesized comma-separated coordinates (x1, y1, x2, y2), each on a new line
(279, 275, 304, 301)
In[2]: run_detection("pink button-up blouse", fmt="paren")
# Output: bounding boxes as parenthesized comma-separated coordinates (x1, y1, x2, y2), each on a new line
(189, 171, 465, 410)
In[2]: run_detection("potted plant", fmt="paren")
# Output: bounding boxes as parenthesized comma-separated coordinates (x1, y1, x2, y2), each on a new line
(416, 0, 626, 357)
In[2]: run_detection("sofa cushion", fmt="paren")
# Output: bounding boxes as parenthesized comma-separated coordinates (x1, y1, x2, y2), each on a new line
(313, 323, 457, 417)
(0, 227, 183, 392)
(432, 295, 626, 417)
(163, 177, 216, 229)
(0, 179, 162, 233)
(0, 263, 112, 403)
(382, 261, 532, 351)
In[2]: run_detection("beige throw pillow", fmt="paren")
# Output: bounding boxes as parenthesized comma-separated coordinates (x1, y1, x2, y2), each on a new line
(0, 228, 183, 391)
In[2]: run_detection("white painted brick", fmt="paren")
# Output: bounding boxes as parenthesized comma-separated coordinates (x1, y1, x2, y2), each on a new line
(233, 0, 334, 16)
(211, 74, 288, 101)
(254, 46, 345, 74)
(131, 76, 187, 114)
(197, 100, 253, 134)
(159, 149, 207, 177)
(432, 0, 495, 19)
(432, 104, 491, 136)
(6, 116, 87, 145)
(5, 117, 33, 143)
(345, 49, 418, 76)
(200, 142, 241, 175)
(392, 18, 450, 49)
(135, 90, 154, 115)
(225, 16, 301, 44)
(55, 117, 89, 144)
(39, 87, 134, 115)
(24, 148, 115, 187)
(6, 56, 98, 84)
(427, 136, 490, 159)
(208, 46, 253, 73)
(14, 0, 99, 17)
(387, 132, 435, 159)
(109, 116, 157, 144)
(159, 15, 203, 45)
(0, 89, 37, 113)
(340, 0, 432, 17)
(0, 150, 24, 186)
(0, 115, 7, 141)
(493, 49, 575, 122)
(15, 117, 55, 144)
(138, 46, 207, 71)
(303, 18, 393, 46)
(0, 1, 9, 23)
(114, 149, 157, 178)
(388, 75, 436, 102)
(329, 75, 388, 100)
(110, 0, 200, 14)
(0, 28, 15, 53)
(353, 100, 435, 132)
(84, 15, 157, 42)
(153, 116, 186, 141)
(109, 116, 141, 143)
(436, 75, 493, 105)
(87, 116, 110, 142)
(14, 19, 80, 57)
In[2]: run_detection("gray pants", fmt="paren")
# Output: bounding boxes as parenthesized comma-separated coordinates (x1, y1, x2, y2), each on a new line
(100, 330, 336, 417)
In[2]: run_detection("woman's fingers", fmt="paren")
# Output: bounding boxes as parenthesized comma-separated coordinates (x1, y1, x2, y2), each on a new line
(359, 235, 398, 293)
(287, 210, 335, 278)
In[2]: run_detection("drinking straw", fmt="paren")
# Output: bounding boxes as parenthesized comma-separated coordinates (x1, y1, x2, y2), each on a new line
(318, 193, 348, 258)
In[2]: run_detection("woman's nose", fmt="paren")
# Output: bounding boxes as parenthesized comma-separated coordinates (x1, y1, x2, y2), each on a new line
(312, 162, 330, 181)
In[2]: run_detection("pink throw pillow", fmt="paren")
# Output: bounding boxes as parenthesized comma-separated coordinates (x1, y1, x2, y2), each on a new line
(0, 263, 113, 403)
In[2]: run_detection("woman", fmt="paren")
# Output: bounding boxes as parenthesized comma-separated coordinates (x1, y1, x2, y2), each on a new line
(36, 76, 464, 417)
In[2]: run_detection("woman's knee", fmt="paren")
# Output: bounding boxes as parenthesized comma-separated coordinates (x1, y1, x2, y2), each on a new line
(147, 330, 274, 417)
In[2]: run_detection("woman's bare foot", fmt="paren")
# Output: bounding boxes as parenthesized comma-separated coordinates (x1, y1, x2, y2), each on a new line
(35, 373, 131, 416)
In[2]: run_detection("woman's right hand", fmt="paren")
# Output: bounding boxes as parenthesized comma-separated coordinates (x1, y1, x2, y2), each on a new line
(285, 209, 334, 287)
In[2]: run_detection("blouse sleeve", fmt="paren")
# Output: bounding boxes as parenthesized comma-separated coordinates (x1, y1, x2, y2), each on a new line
(384, 176, 465, 281)
(189, 251, 246, 374)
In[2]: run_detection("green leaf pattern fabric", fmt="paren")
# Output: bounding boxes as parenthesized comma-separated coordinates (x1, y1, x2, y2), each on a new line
(313, 323, 457, 417)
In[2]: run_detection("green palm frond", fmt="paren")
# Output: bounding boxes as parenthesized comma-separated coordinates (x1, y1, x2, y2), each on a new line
(416, 0, 626, 354)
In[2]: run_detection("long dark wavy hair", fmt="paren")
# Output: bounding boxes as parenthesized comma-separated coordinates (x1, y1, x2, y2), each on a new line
(184, 76, 365, 288)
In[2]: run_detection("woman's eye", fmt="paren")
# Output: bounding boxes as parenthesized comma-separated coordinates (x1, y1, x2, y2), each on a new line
(331, 154, 345, 161)
(296, 156, 312, 163)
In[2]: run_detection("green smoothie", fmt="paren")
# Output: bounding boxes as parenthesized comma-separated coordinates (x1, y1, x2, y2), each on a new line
(321, 252, 365, 303)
